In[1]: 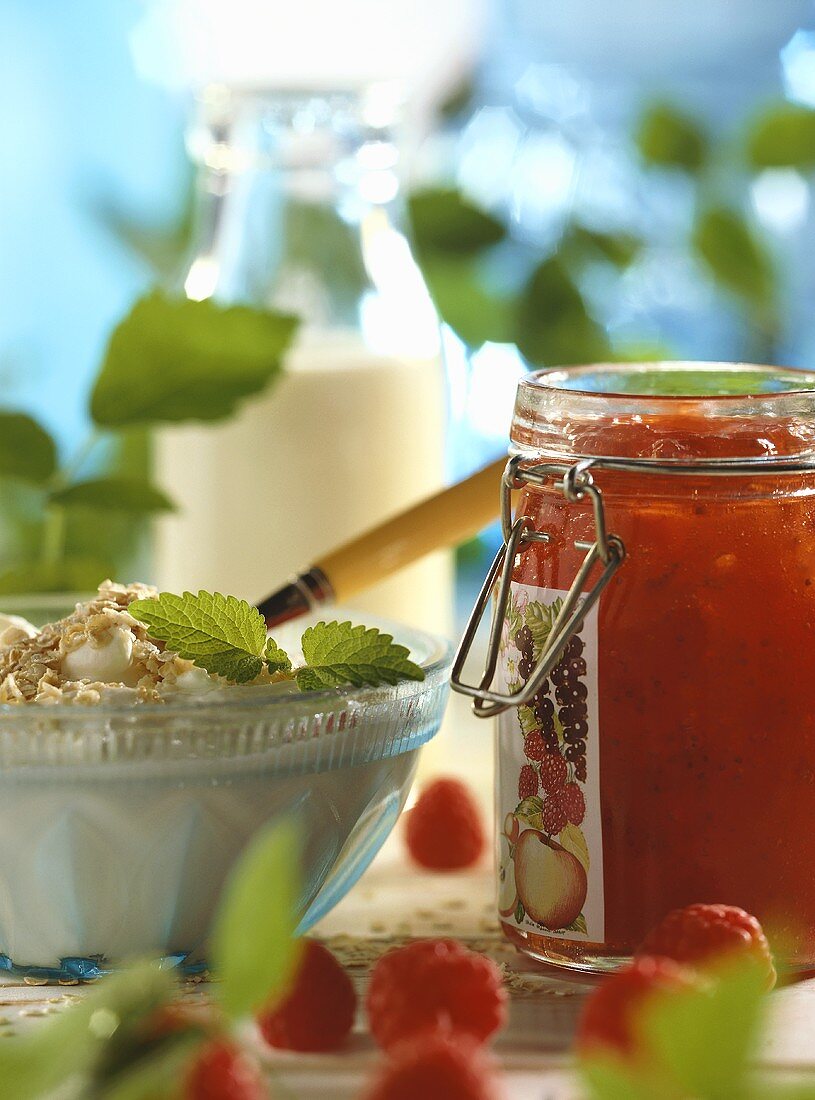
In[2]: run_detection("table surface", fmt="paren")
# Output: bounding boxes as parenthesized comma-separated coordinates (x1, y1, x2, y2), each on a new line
(3, 841, 815, 1098)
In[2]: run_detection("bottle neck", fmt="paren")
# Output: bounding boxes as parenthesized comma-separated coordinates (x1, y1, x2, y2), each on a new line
(182, 87, 407, 320)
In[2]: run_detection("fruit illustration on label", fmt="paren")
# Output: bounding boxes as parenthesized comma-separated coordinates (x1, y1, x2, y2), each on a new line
(498, 834, 518, 918)
(503, 813, 520, 845)
(514, 829, 588, 930)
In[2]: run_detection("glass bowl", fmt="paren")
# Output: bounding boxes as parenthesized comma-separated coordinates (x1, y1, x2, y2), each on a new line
(0, 606, 452, 980)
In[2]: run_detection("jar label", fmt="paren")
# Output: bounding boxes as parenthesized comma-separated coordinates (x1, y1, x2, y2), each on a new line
(496, 582, 604, 943)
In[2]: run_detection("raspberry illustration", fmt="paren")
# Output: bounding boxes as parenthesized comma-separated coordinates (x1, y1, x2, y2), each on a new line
(518, 764, 538, 800)
(258, 940, 356, 1052)
(538, 751, 568, 794)
(637, 904, 776, 989)
(364, 1032, 503, 1100)
(366, 939, 507, 1051)
(540, 795, 567, 837)
(577, 955, 701, 1058)
(185, 1040, 268, 1100)
(523, 729, 547, 761)
(560, 782, 586, 826)
(406, 778, 485, 871)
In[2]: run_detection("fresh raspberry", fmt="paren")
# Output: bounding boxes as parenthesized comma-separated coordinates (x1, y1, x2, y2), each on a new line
(366, 939, 507, 1051)
(637, 904, 776, 989)
(185, 1040, 268, 1100)
(560, 782, 586, 826)
(523, 730, 547, 761)
(538, 751, 568, 794)
(405, 778, 485, 871)
(577, 956, 702, 1058)
(257, 940, 356, 1052)
(364, 1031, 504, 1100)
(518, 765, 538, 800)
(540, 795, 567, 836)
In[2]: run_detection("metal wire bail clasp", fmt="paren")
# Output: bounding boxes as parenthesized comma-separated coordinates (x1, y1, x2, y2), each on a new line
(450, 456, 626, 717)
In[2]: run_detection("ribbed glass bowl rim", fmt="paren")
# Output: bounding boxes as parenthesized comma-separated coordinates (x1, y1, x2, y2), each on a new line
(520, 361, 815, 406)
(0, 635, 453, 726)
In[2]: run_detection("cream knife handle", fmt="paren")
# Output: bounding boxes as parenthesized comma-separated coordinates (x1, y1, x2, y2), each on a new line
(315, 457, 506, 602)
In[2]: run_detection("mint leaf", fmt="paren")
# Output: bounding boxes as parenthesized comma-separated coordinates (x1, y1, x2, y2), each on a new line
(746, 104, 815, 170)
(420, 255, 516, 348)
(692, 206, 775, 308)
(640, 959, 767, 1099)
(265, 637, 293, 675)
(295, 620, 425, 690)
(0, 963, 172, 1100)
(409, 187, 505, 256)
(211, 817, 301, 1020)
(0, 412, 58, 485)
(91, 291, 298, 428)
(581, 1058, 654, 1100)
(50, 476, 175, 514)
(96, 1035, 202, 1100)
(516, 258, 611, 367)
(129, 590, 267, 683)
(636, 103, 708, 172)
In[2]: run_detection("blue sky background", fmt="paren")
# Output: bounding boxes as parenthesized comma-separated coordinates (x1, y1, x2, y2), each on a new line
(0, 0, 187, 456)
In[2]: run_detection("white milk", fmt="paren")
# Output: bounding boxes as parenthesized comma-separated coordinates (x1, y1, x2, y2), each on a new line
(154, 331, 453, 635)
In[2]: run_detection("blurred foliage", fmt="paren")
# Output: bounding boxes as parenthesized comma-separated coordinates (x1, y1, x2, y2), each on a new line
(0, 294, 297, 594)
(409, 188, 639, 366)
(746, 103, 815, 170)
(410, 95, 815, 370)
(635, 102, 709, 172)
(3, 90, 815, 593)
(580, 956, 815, 1100)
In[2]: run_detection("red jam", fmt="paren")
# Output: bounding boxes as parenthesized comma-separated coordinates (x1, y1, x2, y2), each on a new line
(494, 364, 815, 972)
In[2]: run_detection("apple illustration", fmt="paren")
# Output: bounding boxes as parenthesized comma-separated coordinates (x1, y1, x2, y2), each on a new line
(514, 829, 587, 930)
(503, 812, 520, 845)
(497, 834, 518, 917)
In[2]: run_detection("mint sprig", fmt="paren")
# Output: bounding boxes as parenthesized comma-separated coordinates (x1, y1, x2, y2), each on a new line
(129, 591, 268, 684)
(296, 620, 425, 691)
(128, 590, 425, 690)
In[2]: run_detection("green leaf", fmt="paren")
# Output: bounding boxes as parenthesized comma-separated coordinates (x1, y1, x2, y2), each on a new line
(421, 255, 516, 347)
(640, 959, 768, 1099)
(129, 590, 268, 683)
(264, 636, 293, 675)
(409, 187, 505, 256)
(91, 291, 299, 428)
(692, 206, 775, 308)
(580, 1057, 655, 1100)
(211, 817, 302, 1020)
(565, 912, 588, 935)
(515, 258, 611, 367)
(295, 620, 425, 691)
(514, 898, 525, 923)
(0, 963, 172, 1100)
(561, 225, 642, 269)
(439, 77, 476, 120)
(636, 103, 708, 172)
(515, 796, 544, 824)
(746, 104, 815, 170)
(518, 704, 538, 736)
(50, 477, 176, 514)
(0, 412, 58, 485)
(99, 1036, 200, 1100)
(0, 557, 114, 596)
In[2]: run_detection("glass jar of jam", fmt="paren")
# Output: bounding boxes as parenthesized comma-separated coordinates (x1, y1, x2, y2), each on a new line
(453, 362, 815, 974)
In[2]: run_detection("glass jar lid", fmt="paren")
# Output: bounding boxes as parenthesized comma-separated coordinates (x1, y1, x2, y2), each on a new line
(511, 361, 815, 466)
